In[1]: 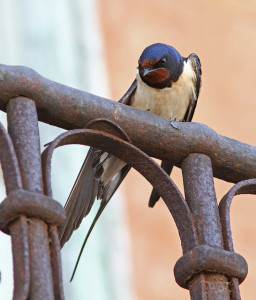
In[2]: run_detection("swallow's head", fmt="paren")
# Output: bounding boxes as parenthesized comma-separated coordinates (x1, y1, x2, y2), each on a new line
(138, 43, 184, 89)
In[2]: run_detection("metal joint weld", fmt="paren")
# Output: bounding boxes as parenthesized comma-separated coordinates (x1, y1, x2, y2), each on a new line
(174, 245, 248, 289)
(0, 189, 66, 234)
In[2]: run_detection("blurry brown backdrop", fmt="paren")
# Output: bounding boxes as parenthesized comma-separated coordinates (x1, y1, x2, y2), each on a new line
(99, 0, 256, 299)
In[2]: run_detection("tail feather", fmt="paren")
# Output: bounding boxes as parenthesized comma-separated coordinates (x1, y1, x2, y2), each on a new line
(58, 148, 102, 247)
(148, 161, 174, 207)
(70, 200, 107, 281)
(58, 150, 131, 249)
(70, 164, 131, 281)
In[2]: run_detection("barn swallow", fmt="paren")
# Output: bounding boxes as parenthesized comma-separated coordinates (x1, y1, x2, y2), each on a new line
(58, 43, 201, 279)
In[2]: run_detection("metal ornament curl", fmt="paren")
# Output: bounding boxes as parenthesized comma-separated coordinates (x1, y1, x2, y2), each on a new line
(41, 122, 198, 254)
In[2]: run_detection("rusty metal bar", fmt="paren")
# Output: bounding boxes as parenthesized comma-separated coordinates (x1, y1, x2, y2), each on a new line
(219, 179, 256, 299)
(0, 122, 22, 193)
(0, 64, 256, 184)
(28, 218, 55, 299)
(7, 97, 44, 193)
(181, 154, 232, 299)
(9, 216, 30, 300)
(48, 225, 65, 300)
(6, 97, 55, 299)
(182, 154, 223, 248)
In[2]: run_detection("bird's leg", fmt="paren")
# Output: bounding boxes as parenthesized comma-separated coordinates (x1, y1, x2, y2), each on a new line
(169, 117, 180, 130)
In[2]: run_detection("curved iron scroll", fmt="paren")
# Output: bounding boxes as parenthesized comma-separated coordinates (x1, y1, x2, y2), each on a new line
(41, 127, 199, 254)
(0, 122, 22, 193)
(218, 179, 256, 299)
(219, 178, 256, 252)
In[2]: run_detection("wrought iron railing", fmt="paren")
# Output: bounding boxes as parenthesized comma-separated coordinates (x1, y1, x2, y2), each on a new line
(0, 64, 255, 299)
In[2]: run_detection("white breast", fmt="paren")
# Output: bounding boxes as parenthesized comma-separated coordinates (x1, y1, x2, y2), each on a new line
(101, 60, 197, 187)
(131, 60, 196, 120)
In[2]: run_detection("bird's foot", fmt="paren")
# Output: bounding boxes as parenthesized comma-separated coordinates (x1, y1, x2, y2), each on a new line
(169, 118, 180, 130)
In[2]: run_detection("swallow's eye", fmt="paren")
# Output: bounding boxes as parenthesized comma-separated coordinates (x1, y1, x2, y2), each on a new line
(160, 57, 167, 64)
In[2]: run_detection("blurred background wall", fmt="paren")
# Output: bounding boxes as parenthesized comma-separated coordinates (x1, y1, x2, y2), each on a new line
(0, 0, 256, 299)
(99, 1, 256, 299)
(0, 1, 134, 299)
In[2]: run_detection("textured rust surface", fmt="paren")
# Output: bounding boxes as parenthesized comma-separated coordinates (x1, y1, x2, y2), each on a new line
(182, 154, 223, 248)
(48, 225, 65, 300)
(0, 121, 22, 193)
(0, 64, 256, 184)
(7, 97, 44, 193)
(181, 154, 237, 299)
(0, 189, 66, 234)
(218, 179, 256, 300)
(9, 216, 30, 300)
(0, 66, 254, 299)
(174, 245, 248, 288)
(219, 178, 256, 252)
(28, 218, 54, 300)
(41, 128, 198, 253)
(0, 96, 65, 299)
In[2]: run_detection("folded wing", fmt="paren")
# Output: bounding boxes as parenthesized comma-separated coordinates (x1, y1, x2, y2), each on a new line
(59, 80, 137, 247)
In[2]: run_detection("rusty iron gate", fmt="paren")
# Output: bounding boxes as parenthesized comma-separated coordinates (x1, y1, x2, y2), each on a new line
(0, 64, 255, 299)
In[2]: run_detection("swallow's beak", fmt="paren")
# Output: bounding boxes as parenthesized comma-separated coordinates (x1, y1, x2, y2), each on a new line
(142, 68, 156, 77)
(140, 67, 169, 84)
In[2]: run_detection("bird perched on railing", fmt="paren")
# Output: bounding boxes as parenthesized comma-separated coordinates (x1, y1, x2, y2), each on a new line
(58, 43, 201, 279)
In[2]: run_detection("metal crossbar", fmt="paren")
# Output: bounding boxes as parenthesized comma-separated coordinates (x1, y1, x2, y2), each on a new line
(0, 64, 255, 299)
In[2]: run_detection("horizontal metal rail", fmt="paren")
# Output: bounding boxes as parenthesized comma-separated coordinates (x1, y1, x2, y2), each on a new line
(0, 64, 255, 184)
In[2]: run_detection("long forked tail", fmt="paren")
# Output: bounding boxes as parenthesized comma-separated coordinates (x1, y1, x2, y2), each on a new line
(70, 164, 131, 280)
(70, 201, 107, 281)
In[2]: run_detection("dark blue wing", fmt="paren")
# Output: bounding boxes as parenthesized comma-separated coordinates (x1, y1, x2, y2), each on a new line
(59, 80, 137, 248)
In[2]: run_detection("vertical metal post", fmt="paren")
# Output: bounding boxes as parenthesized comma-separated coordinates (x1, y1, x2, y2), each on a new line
(7, 97, 55, 300)
(182, 153, 232, 299)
